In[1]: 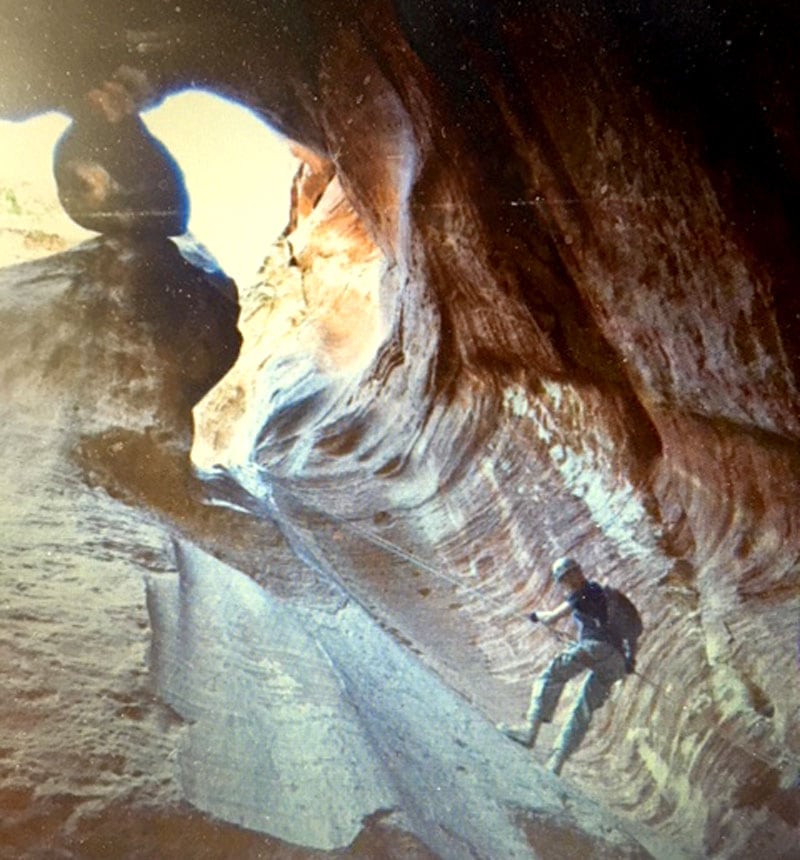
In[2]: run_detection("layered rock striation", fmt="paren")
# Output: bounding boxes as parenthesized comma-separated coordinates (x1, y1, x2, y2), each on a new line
(0, 234, 246, 858)
(2, 2, 800, 857)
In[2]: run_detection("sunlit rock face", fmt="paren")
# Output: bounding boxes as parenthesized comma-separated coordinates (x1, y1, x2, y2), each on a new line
(3, 1, 800, 857)
(147, 538, 652, 859)
(190, 4, 800, 856)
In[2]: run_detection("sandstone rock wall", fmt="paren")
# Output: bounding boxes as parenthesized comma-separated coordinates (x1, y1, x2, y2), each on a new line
(190, 4, 800, 855)
(2, 2, 799, 857)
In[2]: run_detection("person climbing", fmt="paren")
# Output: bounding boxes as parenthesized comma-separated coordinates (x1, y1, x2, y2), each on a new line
(498, 556, 642, 775)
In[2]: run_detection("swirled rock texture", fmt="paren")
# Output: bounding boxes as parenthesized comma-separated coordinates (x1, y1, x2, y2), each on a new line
(189, 5, 800, 857)
(147, 538, 653, 858)
(2, 1, 800, 858)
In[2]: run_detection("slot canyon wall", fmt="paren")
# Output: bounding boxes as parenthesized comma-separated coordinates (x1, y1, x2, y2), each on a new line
(1, 2, 799, 858)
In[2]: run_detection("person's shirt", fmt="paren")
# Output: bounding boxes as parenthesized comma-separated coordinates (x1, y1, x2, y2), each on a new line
(567, 580, 610, 643)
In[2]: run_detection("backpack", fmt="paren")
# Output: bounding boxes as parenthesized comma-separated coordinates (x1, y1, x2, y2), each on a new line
(604, 587, 643, 673)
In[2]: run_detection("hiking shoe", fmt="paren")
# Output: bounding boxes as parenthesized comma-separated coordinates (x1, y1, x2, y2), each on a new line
(546, 750, 566, 775)
(498, 722, 537, 747)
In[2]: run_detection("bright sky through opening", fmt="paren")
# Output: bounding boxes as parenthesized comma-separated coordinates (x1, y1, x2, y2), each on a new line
(0, 90, 298, 285)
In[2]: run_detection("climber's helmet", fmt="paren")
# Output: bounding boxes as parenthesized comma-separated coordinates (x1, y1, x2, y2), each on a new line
(551, 556, 583, 583)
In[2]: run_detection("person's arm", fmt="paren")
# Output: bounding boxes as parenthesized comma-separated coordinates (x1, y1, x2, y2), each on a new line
(529, 599, 572, 625)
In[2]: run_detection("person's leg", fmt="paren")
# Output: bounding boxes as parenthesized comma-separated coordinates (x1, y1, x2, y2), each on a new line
(547, 643, 625, 774)
(499, 643, 588, 747)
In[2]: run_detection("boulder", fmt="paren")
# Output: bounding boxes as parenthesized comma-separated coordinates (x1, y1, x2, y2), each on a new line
(54, 112, 189, 236)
